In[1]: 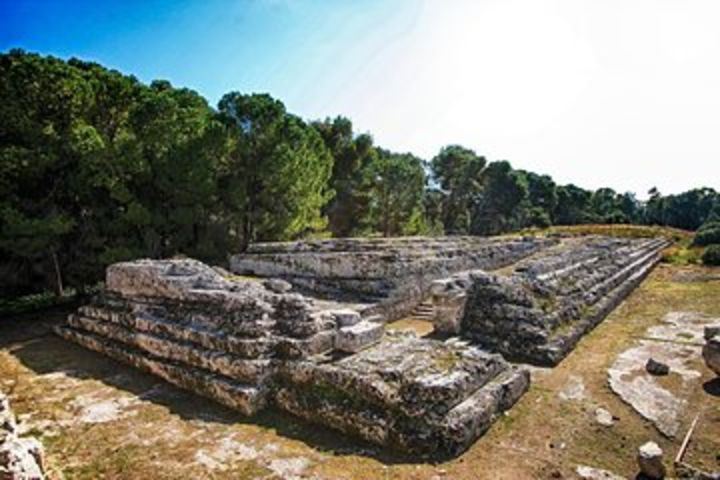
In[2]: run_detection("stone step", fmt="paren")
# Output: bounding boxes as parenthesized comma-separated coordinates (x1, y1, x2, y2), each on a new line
(54, 326, 266, 416)
(327, 309, 362, 327)
(66, 314, 274, 383)
(335, 320, 384, 353)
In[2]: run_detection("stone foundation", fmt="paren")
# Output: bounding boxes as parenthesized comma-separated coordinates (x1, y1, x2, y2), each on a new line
(230, 236, 557, 321)
(56, 256, 529, 458)
(55, 234, 668, 457)
(457, 237, 670, 365)
(275, 332, 528, 458)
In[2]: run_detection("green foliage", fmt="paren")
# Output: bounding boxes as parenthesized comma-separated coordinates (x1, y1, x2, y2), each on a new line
(554, 184, 592, 225)
(430, 145, 485, 234)
(368, 150, 428, 236)
(1, 49, 718, 300)
(694, 222, 720, 246)
(218, 92, 333, 246)
(702, 244, 720, 266)
(470, 161, 528, 235)
(313, 117, 377, 237)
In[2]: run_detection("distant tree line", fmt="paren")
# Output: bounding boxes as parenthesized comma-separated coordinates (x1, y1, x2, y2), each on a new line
(1, 50, 717, 296)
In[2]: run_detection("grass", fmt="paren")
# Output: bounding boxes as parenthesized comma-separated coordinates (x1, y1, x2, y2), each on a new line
(0, 290, 80, 317)
(520, 223, 694, 242)
(662, 244, 705, 265)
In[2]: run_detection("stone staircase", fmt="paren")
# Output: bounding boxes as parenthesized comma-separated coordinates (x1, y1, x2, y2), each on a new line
(409, 299, 435, 321)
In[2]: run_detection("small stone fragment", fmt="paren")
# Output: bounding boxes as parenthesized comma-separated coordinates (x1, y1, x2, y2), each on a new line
(645, 358, 670, 376)
(329, 309, 362, 327)
(704, 324, 720, 340)
(637, 441, 665, 479)
(576, 465, 625, 480)
(594, 407, 614, 427)
(263, 278, 293, 293)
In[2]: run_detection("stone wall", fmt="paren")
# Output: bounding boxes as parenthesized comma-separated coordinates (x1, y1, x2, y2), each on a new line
(54, 234, 669, 457)
(230, 236, 557, 321)
(56, 259, 382, 415)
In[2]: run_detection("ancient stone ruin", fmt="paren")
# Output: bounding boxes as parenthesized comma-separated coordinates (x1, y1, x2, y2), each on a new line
(455, 237, 670, 365)
(56, 234, 670, 457)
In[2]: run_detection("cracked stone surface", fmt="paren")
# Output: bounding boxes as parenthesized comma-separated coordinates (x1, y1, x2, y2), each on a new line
(608, 311, 716, 437)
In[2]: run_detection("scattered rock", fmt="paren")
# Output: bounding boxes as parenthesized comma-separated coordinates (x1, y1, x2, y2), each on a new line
(705, 324, 720, 340)
(329, 309, 362, 327)
(576, 465, 625, 480)
(637, 441, 665, 479)
(646, 358, 670, 376)
(594, 407, 614, 427)
(263, 278, 292, 293)
(334, 320, 384, 353)
(559, 375, 586, 401)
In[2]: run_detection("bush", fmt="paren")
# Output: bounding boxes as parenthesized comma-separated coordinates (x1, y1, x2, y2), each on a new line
(693, 226, 720, 246)
(702, 245, 720, 266)
(662, 245, 703, 265)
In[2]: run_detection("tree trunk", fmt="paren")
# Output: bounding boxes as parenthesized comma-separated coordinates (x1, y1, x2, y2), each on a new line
(50, 249, 64, 297)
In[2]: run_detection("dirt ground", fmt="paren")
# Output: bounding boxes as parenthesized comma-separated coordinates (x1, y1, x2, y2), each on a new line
(1, 264, 718, 479)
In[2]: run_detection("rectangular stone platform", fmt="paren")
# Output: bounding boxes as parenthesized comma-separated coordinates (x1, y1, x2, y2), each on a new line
(55, 255, 531, 458)
(229, 236, 557, 321)
(274, 332, 529, 458)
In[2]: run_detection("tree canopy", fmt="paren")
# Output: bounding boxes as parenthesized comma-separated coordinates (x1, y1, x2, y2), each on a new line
(1, 50, 717, 297)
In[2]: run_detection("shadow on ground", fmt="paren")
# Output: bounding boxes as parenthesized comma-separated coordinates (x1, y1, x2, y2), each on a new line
(2, 312, 418, 466)
(702, 378, 720, 397)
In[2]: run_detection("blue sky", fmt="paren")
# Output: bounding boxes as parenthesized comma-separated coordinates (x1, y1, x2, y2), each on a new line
(2, 0, 720, 196)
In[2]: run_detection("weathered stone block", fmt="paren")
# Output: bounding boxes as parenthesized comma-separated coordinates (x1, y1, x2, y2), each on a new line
(335, 321, 384, 353)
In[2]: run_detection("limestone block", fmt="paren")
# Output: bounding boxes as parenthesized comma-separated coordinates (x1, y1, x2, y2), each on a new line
(335, 321, 383, 353)
(329, 309, 362, 327)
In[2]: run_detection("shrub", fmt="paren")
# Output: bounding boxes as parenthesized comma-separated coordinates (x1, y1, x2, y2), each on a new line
(702, 245, 720, 266)
(662, 245, 703, 265)
(693, 226, 720, 246)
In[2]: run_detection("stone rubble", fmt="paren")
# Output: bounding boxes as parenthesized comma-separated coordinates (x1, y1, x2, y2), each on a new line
(594, 407, 614, 427)
(0, 392, 45, 480)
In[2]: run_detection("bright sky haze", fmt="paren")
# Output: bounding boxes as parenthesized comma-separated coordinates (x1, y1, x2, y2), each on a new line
(2, 0, 719, 196)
